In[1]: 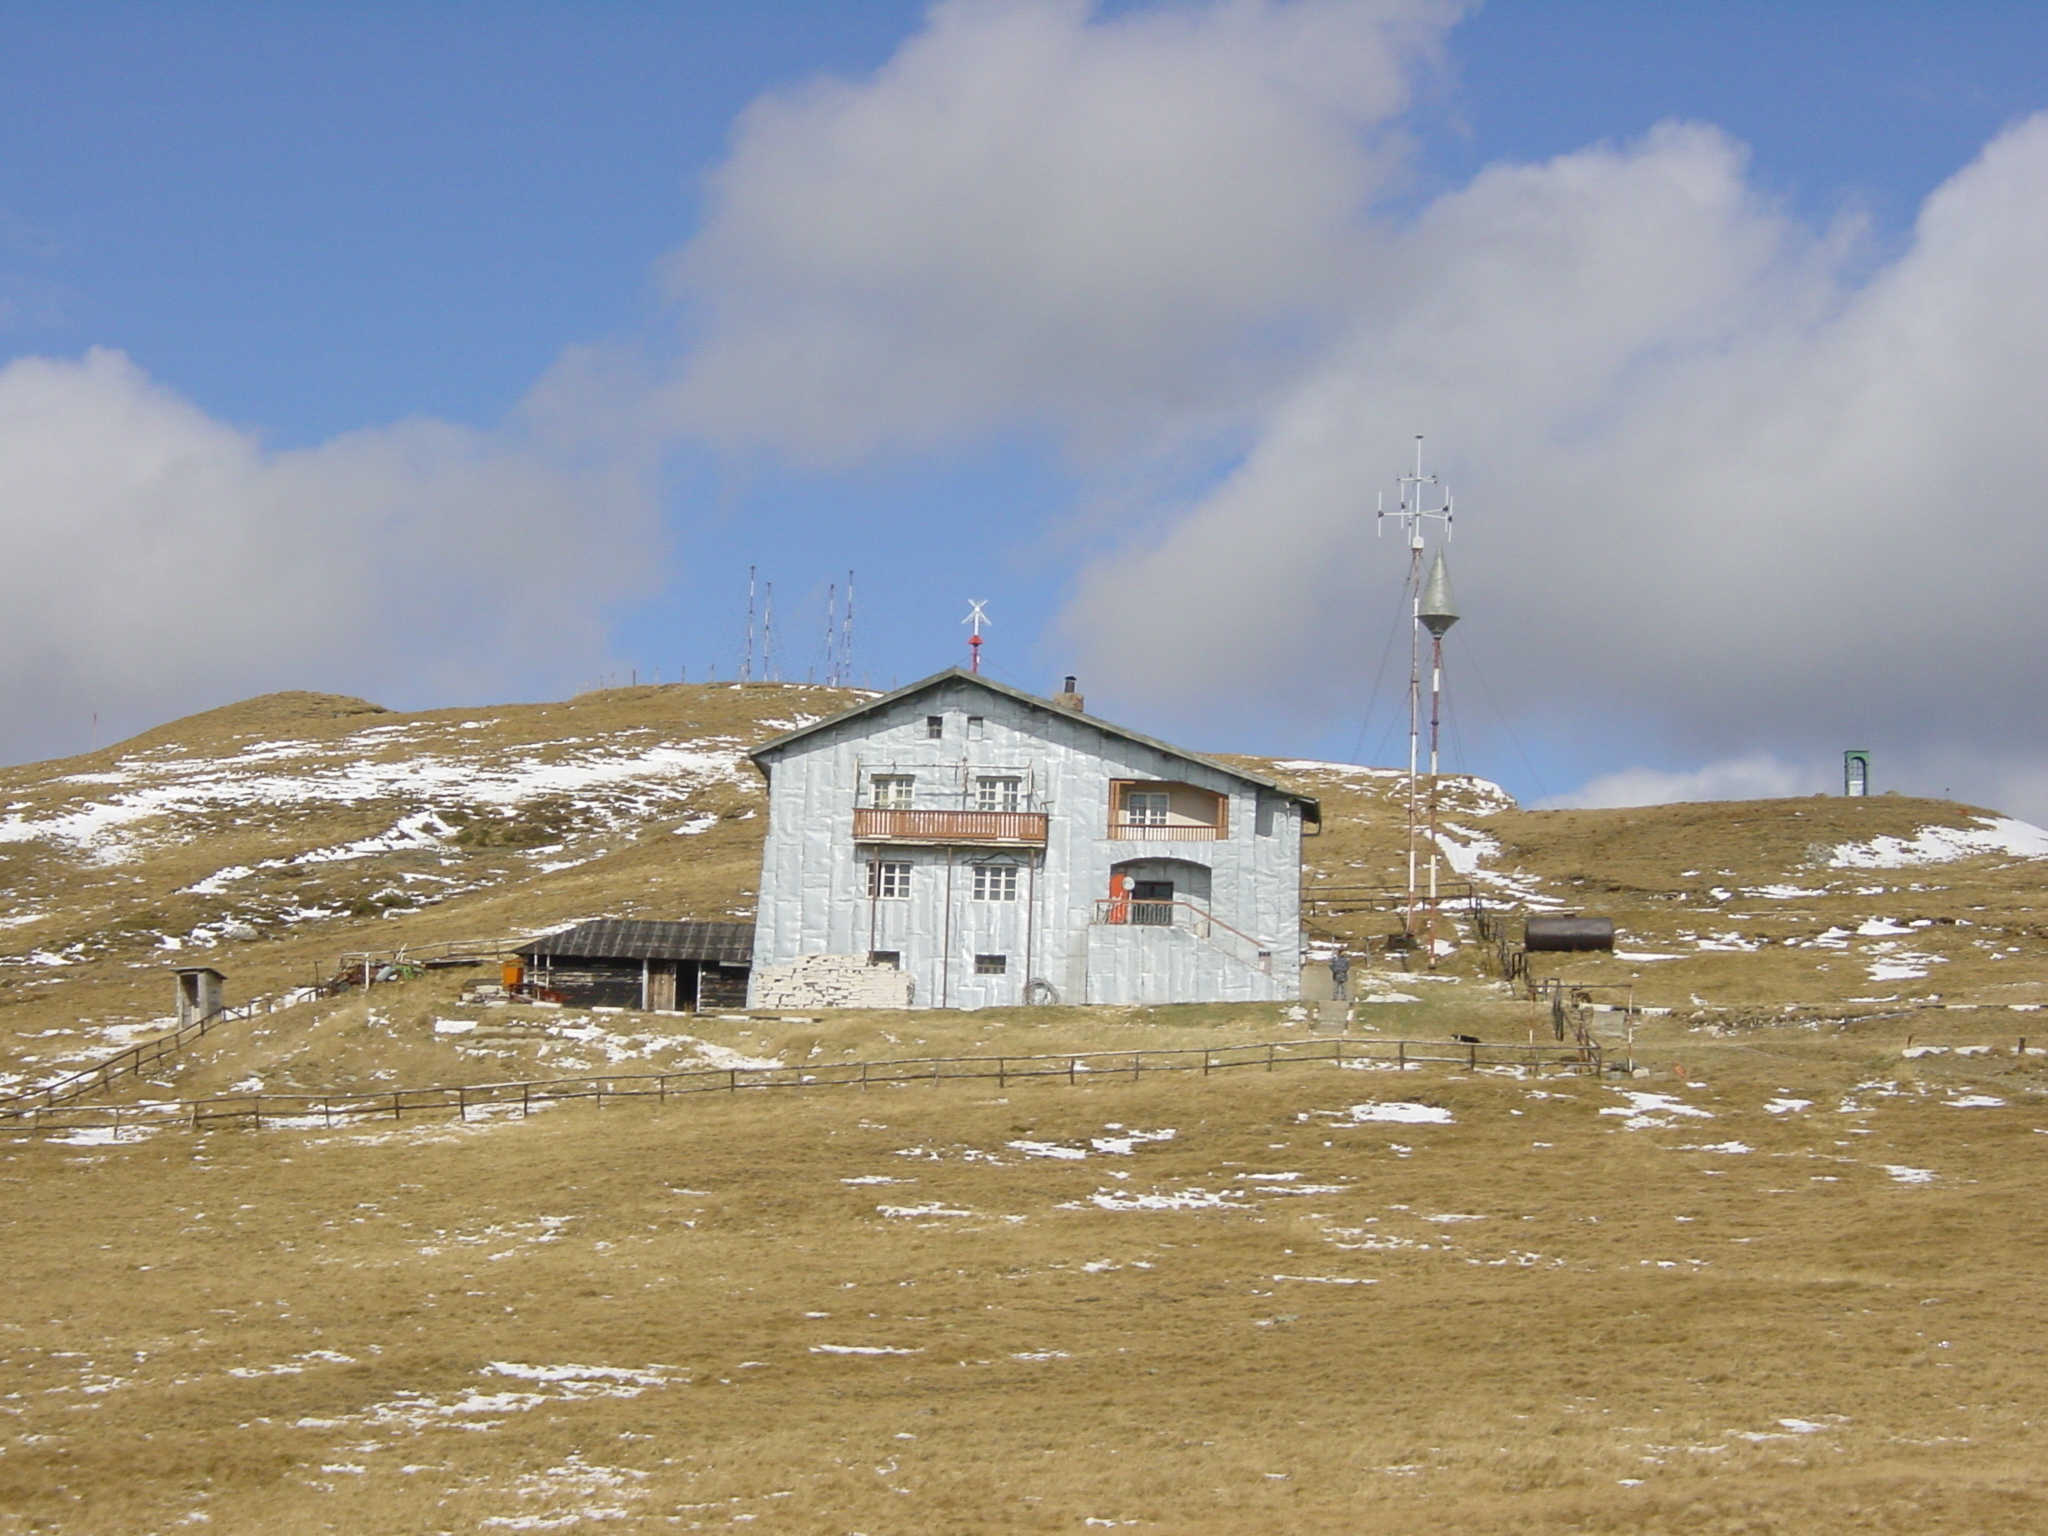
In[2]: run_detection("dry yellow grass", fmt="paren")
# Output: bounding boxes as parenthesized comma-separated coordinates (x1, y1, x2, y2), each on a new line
(5, 686, 2048, 1531)
(4, 1022, 2046, 1533)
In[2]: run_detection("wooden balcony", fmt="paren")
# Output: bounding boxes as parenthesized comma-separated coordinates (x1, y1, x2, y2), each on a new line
(1108, 821, 1224, 841)
(854, 808, 1049, 846)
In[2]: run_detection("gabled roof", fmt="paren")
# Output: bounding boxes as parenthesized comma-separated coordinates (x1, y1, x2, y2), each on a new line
(518, 919, 755, 965)
(749, 668, 1318, 812)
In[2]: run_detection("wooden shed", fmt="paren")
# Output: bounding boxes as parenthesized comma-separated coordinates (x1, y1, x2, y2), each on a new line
(515, 920, 754, 1013)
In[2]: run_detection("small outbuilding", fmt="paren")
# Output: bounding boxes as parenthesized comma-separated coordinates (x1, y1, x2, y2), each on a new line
(173, 966, 227, 1027)
(514, 920, 754, 1013)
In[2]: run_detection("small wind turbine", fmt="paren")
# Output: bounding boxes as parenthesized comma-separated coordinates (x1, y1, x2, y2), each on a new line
(963, 600, 991, 673)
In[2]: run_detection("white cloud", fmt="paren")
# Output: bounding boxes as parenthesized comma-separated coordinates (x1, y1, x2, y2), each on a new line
(1548, 755, 1819, 810)
(0, 348, 655, 761)
(667, 0, 1460, 463)
(1056, 110, 2048, 813)
(651, 0, 2048, 818)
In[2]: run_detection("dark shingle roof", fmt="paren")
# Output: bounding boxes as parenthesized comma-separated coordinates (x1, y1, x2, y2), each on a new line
(517, 919, 755, 965)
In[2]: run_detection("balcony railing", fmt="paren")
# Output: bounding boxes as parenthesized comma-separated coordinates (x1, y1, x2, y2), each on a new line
(1109, 820, 1224, 841)
(854, 808, 1049, 845)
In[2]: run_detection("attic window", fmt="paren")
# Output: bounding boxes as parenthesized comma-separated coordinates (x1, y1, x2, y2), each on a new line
(967, 715, 985, 740)
(926, 715, 945, 739)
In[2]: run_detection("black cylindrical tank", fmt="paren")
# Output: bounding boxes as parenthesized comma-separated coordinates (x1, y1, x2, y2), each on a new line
(1524, 915, 1615, 952)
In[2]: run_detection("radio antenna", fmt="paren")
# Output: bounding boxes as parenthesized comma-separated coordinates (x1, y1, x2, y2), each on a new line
(1375, 436, 1454, 952)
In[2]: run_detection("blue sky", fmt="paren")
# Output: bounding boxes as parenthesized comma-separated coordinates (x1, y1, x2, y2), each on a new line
(5, 1, 2048, 814)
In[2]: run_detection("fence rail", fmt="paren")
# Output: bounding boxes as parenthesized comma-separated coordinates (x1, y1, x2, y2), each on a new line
(0, 1035, 1601, 1138)
(0, 990, 314, 1113)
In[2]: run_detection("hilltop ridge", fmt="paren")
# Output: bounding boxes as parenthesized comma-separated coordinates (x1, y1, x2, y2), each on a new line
(2, 682, 2047, 1099)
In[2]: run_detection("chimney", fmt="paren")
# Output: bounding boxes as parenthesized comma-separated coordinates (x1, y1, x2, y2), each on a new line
(1053, 675, 1085, 712)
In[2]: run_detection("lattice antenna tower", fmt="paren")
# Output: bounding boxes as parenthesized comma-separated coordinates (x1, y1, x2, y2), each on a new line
(1375, 436, 1454, 941)
(741, 566, 757, 685)
(762, 582, 776, 682)
(963, 600, 991, 673)
(822, 582, 837, 685)
(841, 570, 856, 686)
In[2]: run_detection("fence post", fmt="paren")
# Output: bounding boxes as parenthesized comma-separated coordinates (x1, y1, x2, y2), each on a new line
(458, 1086, 467, 1123)
(523, 1082, 531, 1118)
(1398, 1040, 1406, 1070)
(1469, 1042, 1478, 1070)
(1069, 1056, 1077, 1085)
(1267, 1043, 1276, 1072)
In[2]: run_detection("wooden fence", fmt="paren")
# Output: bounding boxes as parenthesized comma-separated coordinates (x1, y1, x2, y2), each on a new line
(0, 991, 314, 1114)
(0, 1035, 1601, 1138)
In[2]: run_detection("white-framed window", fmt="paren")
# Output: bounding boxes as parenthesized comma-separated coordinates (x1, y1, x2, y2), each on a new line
(975, 775, 1023, 812)
(967, 715, 986, 740)
(1124, 790, 1170, 826)
(974, 953, 1007, 974)
(925, 715, 945, 739)
(868, 861, 912, 899)
(971, 861, 1019, 901)
(870, 775, 915, 809)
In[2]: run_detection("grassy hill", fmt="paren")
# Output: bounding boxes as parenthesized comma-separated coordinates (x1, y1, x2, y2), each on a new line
(3, 685, 2046, 1533)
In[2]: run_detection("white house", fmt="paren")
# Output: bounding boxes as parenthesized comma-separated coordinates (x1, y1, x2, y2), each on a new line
(745, 669, 1318, 1010)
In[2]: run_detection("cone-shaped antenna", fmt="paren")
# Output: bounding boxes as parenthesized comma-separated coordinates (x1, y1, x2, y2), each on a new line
(1418, 549, 1459, 636)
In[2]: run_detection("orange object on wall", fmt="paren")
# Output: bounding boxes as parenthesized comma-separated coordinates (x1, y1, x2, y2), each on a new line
(1106, 872, 1134, 924)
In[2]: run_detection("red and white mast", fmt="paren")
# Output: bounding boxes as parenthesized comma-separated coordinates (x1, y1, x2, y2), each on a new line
(963, 599, 991, 673)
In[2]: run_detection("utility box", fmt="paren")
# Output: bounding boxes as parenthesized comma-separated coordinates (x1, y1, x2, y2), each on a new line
(173, 967, 226, 1027)
(1844, 750, 1870, 797)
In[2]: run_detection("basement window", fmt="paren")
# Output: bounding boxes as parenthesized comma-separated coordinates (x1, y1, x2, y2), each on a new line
(868, 950, 901, 969)
(974, 953, 1007, 975)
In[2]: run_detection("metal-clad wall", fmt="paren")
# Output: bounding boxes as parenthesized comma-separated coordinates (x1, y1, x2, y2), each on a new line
(749, 680, 1301, 1008)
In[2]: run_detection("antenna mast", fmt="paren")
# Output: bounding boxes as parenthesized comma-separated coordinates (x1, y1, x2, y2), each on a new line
(822, 582, 837, 685)
(742, 566, 757, 685)
(842, 570, 856, 685)
(963, 600, 991, 673)
(762, 582, 776, 682)
(1376, 435, 1454, 950)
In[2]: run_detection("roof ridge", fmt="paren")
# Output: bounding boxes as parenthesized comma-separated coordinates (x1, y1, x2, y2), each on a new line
(747, 666, 1314, 806)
